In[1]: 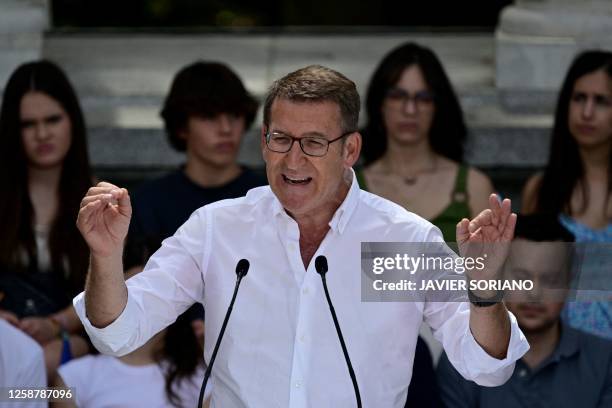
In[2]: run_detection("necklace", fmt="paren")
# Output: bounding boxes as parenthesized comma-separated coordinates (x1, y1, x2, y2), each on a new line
(395, 156, 439, 186)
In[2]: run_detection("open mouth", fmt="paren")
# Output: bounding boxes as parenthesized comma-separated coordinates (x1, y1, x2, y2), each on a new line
(282, 174, 312, 185)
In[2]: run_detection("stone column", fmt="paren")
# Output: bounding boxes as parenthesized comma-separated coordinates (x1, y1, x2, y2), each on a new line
(496, 0, 612, 92)
(0, 0, 49, 91)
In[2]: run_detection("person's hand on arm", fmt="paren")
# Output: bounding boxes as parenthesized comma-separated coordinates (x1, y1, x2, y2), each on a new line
(50, 305, 82, 333)
(20, 306, 84, 345)
(456, 193, 516, 359)
(19, 316, 60, 344)
(76, 181, 131, 328)
(0, 309, 20, 326)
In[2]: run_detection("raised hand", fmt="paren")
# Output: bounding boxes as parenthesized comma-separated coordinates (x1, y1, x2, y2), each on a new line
(456, 194, 517, 285)
(76, 181, 131, 257)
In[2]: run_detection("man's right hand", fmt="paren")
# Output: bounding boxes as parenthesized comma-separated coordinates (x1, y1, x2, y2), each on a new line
(77, 182, 131, 257)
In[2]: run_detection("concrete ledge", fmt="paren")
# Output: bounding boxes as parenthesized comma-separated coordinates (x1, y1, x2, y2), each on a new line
(496, 4, 612, 91)
(0, 1, 48, 34)
(88, 125, 551, 169)
(43, 32, 495, 102)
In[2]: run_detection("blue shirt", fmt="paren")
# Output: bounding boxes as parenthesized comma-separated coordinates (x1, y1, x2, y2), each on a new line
(437, 323, 612, 408)
(559, 214, 612, 339)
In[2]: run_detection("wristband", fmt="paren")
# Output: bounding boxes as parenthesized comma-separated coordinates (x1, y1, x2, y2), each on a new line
(468, 288, 504, 307)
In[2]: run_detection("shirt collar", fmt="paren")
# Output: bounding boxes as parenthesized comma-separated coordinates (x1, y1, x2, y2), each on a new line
(328, 168, 360, 235)
(523, 321, 580, 375)
(270, 168, 360, 235)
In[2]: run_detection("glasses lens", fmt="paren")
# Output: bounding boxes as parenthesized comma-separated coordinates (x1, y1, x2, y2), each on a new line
(268, 133, 292, 152)
(386, 88, 407, 101)
(301, 137, 328, 156)
(414, 91, 434, 104)
(386, 88, 434, 108)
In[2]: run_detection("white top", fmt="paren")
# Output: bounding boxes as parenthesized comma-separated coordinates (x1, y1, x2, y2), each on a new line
(33, 224, 51, 272)
(58, 354, 204, 408)
(74, 173, 529, 408)
(0, 319, 47, 408)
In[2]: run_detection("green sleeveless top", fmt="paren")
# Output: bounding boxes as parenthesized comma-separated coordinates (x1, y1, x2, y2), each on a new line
(356, 165, 471, 242)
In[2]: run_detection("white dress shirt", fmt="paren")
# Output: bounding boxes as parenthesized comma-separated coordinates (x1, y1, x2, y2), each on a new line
(74, 172, 529, 408)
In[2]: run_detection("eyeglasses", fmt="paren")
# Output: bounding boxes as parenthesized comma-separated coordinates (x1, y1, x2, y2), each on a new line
(385, 87, 435, 110)
(265, 130, 354, 157)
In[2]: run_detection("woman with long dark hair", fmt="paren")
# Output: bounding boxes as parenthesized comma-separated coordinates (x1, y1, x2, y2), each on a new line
(522, 50, 612, 338)
(360, 42, 494, 242)
(0, 60, 92, 374)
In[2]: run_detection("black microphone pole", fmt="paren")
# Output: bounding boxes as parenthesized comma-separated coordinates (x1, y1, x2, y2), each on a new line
(197, 258, 250, 408)
(315, 255, 362, 408)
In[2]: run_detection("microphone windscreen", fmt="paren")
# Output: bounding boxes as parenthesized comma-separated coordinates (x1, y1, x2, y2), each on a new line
(236, 259, 250, 278)
(315, 255, 328, 275)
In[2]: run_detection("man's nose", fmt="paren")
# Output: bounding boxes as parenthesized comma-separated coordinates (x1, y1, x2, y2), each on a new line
(284, 139, 306, 168)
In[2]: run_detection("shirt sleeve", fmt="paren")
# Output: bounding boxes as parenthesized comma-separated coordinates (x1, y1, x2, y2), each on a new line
(421, 227, 530, 387)
(73, 208, 209, 356)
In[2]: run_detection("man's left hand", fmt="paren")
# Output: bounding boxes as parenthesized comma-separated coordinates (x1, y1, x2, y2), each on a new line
(456, 194, 516, 295)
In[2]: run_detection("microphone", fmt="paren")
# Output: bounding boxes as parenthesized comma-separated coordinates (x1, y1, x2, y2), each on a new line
(315, 255, 362, 408)
(198, 259, 250, 408)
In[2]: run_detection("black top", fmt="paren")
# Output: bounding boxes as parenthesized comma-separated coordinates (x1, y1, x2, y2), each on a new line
(128, 166, 267, 244)
(126, 166, 267, 321)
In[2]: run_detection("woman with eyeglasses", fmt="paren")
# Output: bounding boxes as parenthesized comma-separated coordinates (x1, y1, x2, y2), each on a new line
(522, 50, 612, 339)
(359, 42, 494, 243)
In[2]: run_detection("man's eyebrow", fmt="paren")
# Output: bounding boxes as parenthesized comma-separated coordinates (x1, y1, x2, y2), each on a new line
(270, 128, 329, 139)
(301, 131, 328, 138)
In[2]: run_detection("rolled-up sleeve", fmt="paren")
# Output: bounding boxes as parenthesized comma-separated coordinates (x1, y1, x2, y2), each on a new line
(420, 227, 530, 387)
(424, 299, 529, 386)
(73, 207, 210, 356)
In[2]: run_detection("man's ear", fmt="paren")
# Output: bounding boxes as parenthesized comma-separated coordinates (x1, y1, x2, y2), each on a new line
(343, 132, 362, 167)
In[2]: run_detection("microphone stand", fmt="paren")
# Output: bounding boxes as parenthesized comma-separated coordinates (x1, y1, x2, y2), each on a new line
(197, 259, 250, 408)
(315, 255, 362, 408)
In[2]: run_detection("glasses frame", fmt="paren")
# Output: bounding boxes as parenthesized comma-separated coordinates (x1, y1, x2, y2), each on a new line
(385, 87, 435, 111)
(264, 129, 354, 157)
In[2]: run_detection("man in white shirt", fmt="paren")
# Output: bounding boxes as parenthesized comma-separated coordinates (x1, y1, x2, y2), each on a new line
(74, 65, 529, 407)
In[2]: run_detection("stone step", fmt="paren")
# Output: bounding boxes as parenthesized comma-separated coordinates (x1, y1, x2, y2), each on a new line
(38, 31, 554, 203)
(87, 121, 551, 170)
(43, 31, 497, 100)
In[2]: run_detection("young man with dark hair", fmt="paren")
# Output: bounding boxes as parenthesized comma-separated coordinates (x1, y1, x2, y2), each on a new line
(129, 61, 267, 243)
(437, 214, 612, 408)
(127, 61, 267, 337)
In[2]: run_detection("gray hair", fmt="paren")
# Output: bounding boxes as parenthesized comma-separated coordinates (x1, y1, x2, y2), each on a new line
(263, 65, 360, 133)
